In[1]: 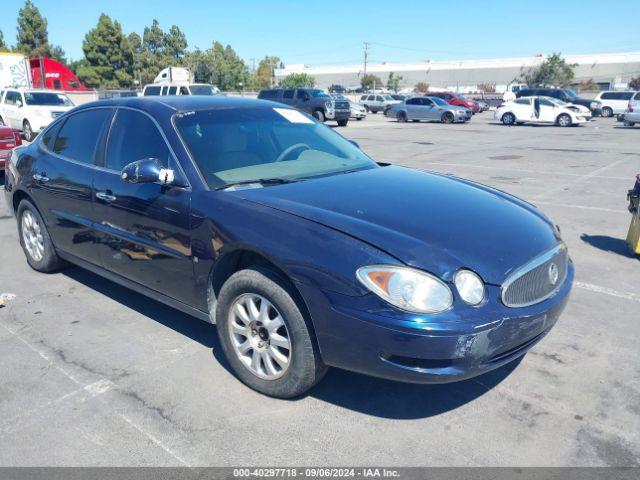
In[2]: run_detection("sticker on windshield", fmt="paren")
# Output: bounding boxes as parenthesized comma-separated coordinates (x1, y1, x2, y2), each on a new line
(273, 108, 314, 124)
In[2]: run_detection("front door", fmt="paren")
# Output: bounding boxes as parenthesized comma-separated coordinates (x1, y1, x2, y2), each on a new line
(92, 107, 195, 305)
(2, 91, 22, 128)
(537, 98, 558, 123)
(419, 98, 436, 120)
(29, 107, 114, 264)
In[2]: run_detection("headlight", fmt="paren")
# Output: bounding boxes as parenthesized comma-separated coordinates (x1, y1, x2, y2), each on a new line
(356, 265, 453, 314)
(325, 101, 334, 110)
(454, 270, 485, 306)
(590, 102, 598, 109)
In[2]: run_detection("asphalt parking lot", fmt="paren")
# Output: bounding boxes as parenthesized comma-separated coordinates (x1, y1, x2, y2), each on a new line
(0, 112, 639, 467)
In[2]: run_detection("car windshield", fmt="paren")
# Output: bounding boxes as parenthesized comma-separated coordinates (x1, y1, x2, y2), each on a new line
(24, 92, 73, 106)
(457, 94, 468, 101)
(430, 97, 449, 106)
(189, 85, 216, 95)
(308, 89, 331, 98)
(174, 107, 377, 189)
(565, 89, 578, 98)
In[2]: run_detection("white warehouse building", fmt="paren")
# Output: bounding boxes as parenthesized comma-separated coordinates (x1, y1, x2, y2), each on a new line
(275, 52, 640, 93)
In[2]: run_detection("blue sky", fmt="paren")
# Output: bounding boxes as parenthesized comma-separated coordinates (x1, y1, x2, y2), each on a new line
(1, 0, 639, 66)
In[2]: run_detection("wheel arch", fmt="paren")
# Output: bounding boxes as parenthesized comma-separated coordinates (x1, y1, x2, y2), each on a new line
(12, 188, 34, 215)
(207, 248, 315, 333)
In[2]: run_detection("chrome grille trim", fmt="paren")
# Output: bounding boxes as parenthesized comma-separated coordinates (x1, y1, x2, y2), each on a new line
(501, 243, 568, 308)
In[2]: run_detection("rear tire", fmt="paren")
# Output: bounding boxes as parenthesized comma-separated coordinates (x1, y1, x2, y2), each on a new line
(313, 110, 325, 122)
(624, 121, 636, 127)
(501, 112, 516, 125)
(557, 113, 572, 127)
(396, 111, 407, 123)
(441, 111, 454, 124)
(23, 120, 35, 142)
(17, 200, 65, 273)
(216, 268, 327, 398)
(602, 107, 613, 118)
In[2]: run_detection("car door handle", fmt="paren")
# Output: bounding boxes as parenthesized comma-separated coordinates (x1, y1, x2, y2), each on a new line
(33, 173, 49, 183)
(96, 191, 117, 202)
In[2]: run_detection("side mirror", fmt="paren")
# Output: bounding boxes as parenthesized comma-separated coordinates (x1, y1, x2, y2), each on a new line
(349, 140, 360, 149)
(121, 158, 175, 185)
(16, 100, 23, 108)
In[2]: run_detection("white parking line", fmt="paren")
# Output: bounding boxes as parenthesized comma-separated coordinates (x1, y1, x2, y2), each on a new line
(575, 281, 640, 303)
(534, 201, 626, 213)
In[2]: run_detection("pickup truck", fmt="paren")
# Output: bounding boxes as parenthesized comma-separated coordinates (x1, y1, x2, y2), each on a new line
(258, 88, 350, 126)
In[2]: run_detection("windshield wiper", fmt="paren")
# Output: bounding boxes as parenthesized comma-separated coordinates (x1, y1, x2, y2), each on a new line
(215, 177, 300, 191)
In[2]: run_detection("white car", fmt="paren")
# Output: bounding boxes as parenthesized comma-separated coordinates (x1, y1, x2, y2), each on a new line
(595, 91, 637, 117)
(495, 96, 591, 127)
(0, 88, 74, 141)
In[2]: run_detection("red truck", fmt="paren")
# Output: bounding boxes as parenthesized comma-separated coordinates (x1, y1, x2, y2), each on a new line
(425, 91, 481, 114)
(0, 126, 22, 172)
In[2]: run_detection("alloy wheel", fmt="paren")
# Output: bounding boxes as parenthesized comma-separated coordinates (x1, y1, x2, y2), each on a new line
(228, 293, 292, 380)
(21, 210, 45, 262)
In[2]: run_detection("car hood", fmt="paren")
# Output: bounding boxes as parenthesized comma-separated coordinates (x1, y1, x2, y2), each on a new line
(235, 166, 560, 285)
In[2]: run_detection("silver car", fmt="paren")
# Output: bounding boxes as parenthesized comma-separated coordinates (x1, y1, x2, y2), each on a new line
(386, 96, 471, 123)
(623, 92, 640, 127)
(359, 93, 400, 113)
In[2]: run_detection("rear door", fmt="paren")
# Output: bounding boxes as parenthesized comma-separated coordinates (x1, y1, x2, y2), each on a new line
(92, 107, 195, 304)
(404, 98, 419, 119)
(29, 107, 114, 264)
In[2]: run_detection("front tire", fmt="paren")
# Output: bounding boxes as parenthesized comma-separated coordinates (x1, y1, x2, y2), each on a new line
(441, 111, 454, 124)
(396, 111, 407, 123)
(501, 112, 516, 125)
(216, 268, 326, 398)
(557, 113, 572, 127)
(17, 200, 65, 272)
(23, 120, 35, 142)
(601, 107, 613, 118)
(313, 110, 325, 122)
(624, 121, 636, 127)
(337, 119, 348, 127)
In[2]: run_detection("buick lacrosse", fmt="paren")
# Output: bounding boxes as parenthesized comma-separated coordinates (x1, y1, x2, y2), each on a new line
(4, 97, 573, 398)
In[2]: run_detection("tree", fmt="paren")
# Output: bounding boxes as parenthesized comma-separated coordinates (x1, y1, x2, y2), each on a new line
(14, 0, 64, 60)
(575, 78, 598, 91)
(164, 25, 187, 62)
(520, 53, 576, 87)
(279, 73, 315, 88)
(477, 82, 496, 93)
(0, 30, 7, 51)
(360, 73, 383, 90)
(629, 76, 640, 90)
(255, 56, 281, 88)
(77, 14, 134, 88)
(413, 81, 430, 94)
(386, 72, 403, 93)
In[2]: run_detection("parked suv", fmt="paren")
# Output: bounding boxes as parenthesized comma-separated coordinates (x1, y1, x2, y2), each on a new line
(426, 92, 481, 114)
(359, 93, 400, 113)
(0, 88, 74, 141)
(258, 88, 350, 126)
(594, 91, 637, 117)
(516, 88, 602, 116)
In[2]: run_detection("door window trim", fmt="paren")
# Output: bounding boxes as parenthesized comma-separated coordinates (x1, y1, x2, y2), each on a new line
(100, 106, 191, 189)
(39, 106, 115, 169)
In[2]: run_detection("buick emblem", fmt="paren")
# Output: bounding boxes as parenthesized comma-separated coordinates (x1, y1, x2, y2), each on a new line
(548, 263, 559, 285)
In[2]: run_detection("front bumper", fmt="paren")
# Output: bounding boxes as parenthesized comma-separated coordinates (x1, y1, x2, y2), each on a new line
(301, 262, 573, 384)
(326, 109, 350, 121)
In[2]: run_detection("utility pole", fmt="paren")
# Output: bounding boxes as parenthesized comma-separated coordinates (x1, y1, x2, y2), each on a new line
(363, 42, 370, 77)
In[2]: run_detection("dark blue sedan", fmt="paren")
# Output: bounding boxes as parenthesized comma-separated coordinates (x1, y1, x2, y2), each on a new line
(3, 96, 573, 398)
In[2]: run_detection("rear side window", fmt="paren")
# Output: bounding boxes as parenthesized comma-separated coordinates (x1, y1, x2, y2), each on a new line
(53, 109, 112, 164)
(106, 109, 171, 171)
(514, 98, 531, 105)
(406, 98, 419, 105)
(41, 121, 64, 150)
(283, 90, 294, 99)
(144, 86, 161, 96)
(619, 92, 634, 100)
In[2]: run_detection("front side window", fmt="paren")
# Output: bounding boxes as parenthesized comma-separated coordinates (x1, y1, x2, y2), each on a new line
(538, 98, 555, 107)
(175, 107, 377, 189)
(180, 86, 190, 95)
(106, 109, 171, 171)
(307, 89, 331, 99)
(53, 109, 113, 164)
(283, 89, 294, 99)
(168, 86, 177, 95)
(601, 92, 615, 100)
(431, 97, 449, 106)
(4, 91, 19, 105)
(24, 92, 73, 106)
(421, 98, 434, 106)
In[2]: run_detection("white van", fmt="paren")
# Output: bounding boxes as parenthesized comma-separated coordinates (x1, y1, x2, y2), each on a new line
(142, 83, 221, 96)
(595, 91, 637, 117)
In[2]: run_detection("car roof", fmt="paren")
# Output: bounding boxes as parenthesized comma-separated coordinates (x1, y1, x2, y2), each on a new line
(74, 95, 289, 115)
